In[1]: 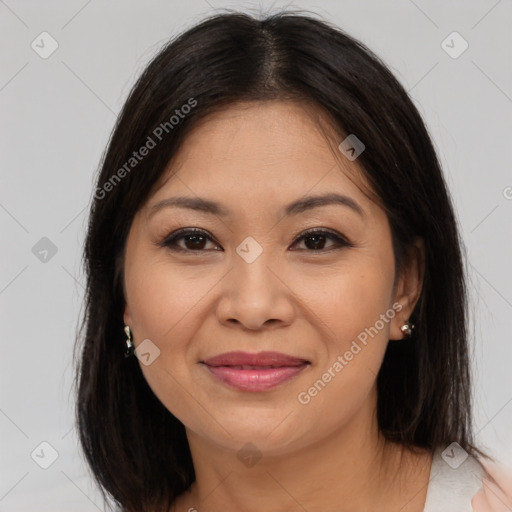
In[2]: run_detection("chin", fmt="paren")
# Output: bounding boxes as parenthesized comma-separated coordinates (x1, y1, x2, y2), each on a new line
(196, 413, 310, 456)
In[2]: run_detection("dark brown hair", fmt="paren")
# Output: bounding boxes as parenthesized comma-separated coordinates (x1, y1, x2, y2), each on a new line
(74, 9, 489, 512)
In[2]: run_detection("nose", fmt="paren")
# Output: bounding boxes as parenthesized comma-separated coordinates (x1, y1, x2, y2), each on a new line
(215, 249, 296, 331)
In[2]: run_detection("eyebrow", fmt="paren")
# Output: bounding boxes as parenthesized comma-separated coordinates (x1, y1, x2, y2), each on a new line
(148, 192, 364, 219)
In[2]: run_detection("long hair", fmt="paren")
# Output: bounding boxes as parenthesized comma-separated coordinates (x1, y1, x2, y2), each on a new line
(74, 10, 488, 512)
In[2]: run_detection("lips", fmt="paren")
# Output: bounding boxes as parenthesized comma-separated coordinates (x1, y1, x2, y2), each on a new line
(201, 351, 310, 392)
(203, 351, 309, 367)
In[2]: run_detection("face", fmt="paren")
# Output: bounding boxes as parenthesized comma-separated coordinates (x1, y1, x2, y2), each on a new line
(123, 100, 421, 456)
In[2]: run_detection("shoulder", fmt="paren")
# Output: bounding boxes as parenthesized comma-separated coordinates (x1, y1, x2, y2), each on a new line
(472, 454, 512, 512)
(423, 448, 512, 512)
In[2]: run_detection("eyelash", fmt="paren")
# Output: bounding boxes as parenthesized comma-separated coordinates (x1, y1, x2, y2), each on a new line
(157, 227, 353, 254)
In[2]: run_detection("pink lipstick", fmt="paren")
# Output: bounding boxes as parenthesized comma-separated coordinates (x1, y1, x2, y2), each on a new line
(201, 351, 309, 392)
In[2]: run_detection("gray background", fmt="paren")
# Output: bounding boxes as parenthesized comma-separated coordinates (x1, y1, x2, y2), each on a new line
(1, 0, 511, 509)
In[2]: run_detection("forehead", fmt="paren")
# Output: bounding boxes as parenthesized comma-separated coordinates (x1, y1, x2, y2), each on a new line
(148, 101, 375, 215)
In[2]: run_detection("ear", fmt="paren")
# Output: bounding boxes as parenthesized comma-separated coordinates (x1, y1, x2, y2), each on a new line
(123, 302, 132, 327)
(389, 237, 425, 340)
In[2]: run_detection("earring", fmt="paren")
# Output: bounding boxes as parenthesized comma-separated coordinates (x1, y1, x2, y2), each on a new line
(124, 325, 135, 357)
(400, 320, 415, 339)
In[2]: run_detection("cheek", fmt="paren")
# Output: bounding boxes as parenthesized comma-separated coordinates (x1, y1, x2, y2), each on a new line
(288, 255, 395, 352)
(126, 255, 221, 343)
(337, 271, 394, 348)
(124, 254, 226, 411)
(289, 269, 395, 438)
(287, 251, 396, 415)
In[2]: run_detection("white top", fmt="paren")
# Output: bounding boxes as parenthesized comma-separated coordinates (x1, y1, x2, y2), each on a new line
(423, 447, 487, 511)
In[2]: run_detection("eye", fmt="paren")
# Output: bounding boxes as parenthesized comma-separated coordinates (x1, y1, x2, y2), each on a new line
(158, 228, 221, 253)
(290, 228, 352, 252)
(158, 227, 351, 253)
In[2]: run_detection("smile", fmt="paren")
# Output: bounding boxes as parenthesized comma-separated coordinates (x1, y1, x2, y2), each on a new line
(200, 351, 310, 392)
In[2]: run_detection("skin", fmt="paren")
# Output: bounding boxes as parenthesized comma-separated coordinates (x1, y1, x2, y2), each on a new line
(123, 100, 430, 512)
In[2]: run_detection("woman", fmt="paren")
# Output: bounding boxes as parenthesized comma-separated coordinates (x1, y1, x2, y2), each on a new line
(74, 10, 512, 512)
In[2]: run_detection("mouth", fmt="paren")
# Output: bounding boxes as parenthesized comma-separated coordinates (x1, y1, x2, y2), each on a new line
(200, 351, 310, 392)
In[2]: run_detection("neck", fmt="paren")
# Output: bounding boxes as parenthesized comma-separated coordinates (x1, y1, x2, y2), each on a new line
(175, 388, 431, 512)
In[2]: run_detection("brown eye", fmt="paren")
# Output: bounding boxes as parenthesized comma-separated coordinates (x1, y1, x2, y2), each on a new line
(159, 227, 351, 254)
(159, 228, 220, 252)
(182, 233, 207, 250)
(291, 228, 351, 252)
